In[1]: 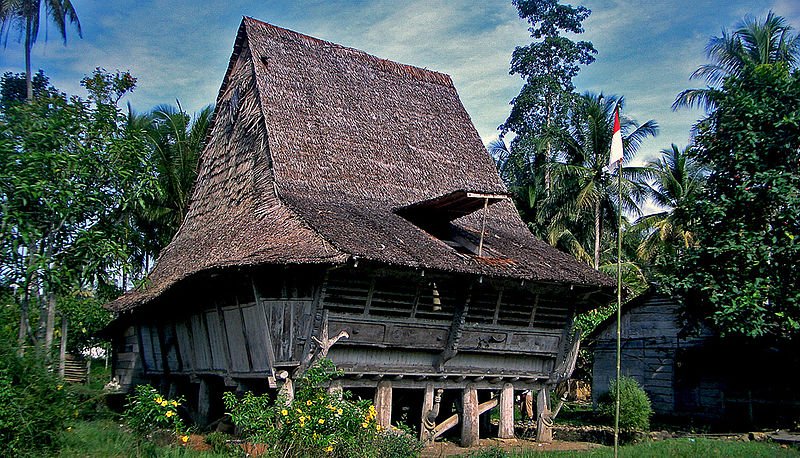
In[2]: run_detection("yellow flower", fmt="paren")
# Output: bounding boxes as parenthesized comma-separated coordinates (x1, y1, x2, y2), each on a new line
(318, 418, 325, 424)
(296, 408, 303, 414)
(325, 445, 333, 453)
(181, 435, 189, 443)
(306, 400, 313, 406)
(337, 408, 343, 415)
(281, 409, 288, 416)
(57, 385, 63, 391)
(155, 396, 163, 404)
(161, 400, 169, 407)
(376, 424, 382, 431)
(361, 422, 368, 428)
(166, 411, 175, 418)
(171, 400, 178, 407)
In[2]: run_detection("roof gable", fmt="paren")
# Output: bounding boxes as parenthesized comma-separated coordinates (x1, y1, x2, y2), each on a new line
(107, 17, 613, 312)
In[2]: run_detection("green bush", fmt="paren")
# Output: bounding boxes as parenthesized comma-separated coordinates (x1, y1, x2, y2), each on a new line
(223, 359, 422, 457)
(0, 340, 74, 457)
(598, 375, 653, 432)
(123, 384, 188, 444)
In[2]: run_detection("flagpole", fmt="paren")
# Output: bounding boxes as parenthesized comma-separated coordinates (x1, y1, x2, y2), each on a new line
(610, 106, 623, 458)
(614, 156, 622, 458)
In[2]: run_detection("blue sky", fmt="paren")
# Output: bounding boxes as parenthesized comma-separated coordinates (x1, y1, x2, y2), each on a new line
(2, 0, 799, 170)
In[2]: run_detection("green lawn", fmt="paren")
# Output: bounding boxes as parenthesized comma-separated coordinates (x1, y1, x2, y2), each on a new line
(58, 420, 227, 458)
(59, 420, 799, 458)
(508, 438, 799, 457)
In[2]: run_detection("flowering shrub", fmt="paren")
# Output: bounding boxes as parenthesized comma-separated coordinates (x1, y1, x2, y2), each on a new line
(123, 384, 188, 444)
(224, 359, 422, 457)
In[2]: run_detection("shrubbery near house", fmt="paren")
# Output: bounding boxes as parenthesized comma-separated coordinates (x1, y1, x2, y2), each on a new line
(223, 359, 422, 457)
(598, 375, 653, 432)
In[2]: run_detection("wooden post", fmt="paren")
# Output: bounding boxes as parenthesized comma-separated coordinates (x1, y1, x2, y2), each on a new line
(420, 384, 435, 442)
(499, 383, 515, 439)
(198, 379, 212, 426)
(328, 379, 343, 399)
(58, 316, 68, 379)
(521, 390, 534, 420)
(375, 381, 392, 429)
(536, 388, 553, 443)
(461, 383, 479, 447)
(278, 372, 294, 406)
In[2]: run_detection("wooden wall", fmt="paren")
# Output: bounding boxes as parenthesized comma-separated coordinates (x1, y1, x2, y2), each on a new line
(591, 294, 708, 415)
(116, 264, 582, 390)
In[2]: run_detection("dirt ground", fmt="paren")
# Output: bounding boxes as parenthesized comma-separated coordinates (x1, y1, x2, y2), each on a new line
(421, 437, 603, 457)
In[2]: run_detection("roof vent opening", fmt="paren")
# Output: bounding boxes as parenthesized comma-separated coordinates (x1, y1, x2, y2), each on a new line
(395, 190, 507, 257)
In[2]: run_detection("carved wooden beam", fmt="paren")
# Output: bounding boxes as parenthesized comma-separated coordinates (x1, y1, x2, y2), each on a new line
(435, 285, 472, 371)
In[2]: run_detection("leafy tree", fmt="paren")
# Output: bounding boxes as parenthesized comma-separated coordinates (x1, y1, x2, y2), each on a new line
(674, 10, 799, 112)
(634, 144, 706, 265)
(0, 0, 82, 100)
(0, 70, 50, 107)
(543, 93, 658, 269)
(500, 0, 596, 205)
(0, 69, 151, 352)
(673, 63, 800, 339)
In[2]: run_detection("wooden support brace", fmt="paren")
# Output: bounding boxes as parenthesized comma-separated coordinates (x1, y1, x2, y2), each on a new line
(478, 397, 499, 415)
(461, 383, 479, 447)
(499, 383, 515, 439)
(432, 413, 459, 439)
(375, 381, 392, 429)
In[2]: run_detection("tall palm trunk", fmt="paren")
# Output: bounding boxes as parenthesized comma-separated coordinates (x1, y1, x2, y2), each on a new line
(594, 199, 601, 269)
(25, 18, 32, 100)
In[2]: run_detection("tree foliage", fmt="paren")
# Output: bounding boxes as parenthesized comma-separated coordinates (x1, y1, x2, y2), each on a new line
(0, 69, 151, 348)
(674, 10, 800, 112)
(672, 63, 800, 339)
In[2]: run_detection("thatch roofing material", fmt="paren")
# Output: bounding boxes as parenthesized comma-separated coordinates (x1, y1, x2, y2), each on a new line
(107, 17, 612, 312)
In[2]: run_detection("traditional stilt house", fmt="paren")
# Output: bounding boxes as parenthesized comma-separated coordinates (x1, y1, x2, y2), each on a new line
(106, 17, 614, 445)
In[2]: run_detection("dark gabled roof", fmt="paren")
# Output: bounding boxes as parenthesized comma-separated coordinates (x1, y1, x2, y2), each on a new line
(107, 17, 613, 312)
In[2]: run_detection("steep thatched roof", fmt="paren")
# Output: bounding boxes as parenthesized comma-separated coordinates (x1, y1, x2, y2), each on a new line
(107, 17, 612, 312)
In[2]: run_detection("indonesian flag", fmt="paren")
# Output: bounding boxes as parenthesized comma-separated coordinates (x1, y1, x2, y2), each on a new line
(609, 108, 623, 171)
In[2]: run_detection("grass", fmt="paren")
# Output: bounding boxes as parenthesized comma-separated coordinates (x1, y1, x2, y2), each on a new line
(459, 438, 800, 458)
(58, 420, 229, 457)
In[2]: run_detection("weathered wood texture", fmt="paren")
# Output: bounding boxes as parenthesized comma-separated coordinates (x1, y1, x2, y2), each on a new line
(375, 381, 393, 428)
(461, 384, 479, 447)
(498, 383, 515, 438)
(592, 294, 707, 415)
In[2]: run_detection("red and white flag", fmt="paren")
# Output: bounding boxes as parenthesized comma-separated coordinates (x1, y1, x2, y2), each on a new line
(609, 108, 623, 171)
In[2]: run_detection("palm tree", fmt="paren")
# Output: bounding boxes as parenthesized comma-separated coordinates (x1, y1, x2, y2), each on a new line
(0, 0, 81, 100)
(674, 11, 799, 111)
(136, 102, 214, 258)
(544, 93, 658, 269)
(633, 144, 706, 263)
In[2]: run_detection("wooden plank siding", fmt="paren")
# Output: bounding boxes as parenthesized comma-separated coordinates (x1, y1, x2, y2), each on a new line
(591, 294, 710, 416)
(126, 265, 581, 388)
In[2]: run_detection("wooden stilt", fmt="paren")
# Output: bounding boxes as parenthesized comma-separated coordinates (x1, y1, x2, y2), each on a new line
(420, 383, 435, 442)
(328, 379, 343, 399)
(278, 373, 294, 406)
(521, 390, 534, 420)
(499, 383, 515, 439)
(536, 388, 553, 443)
(198, 379, 212, 426)
(461, 383, 479, 447)
(375, 381, 392, 429)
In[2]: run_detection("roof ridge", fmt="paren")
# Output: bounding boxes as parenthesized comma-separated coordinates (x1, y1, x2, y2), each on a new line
(242, 16, 454, 87)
